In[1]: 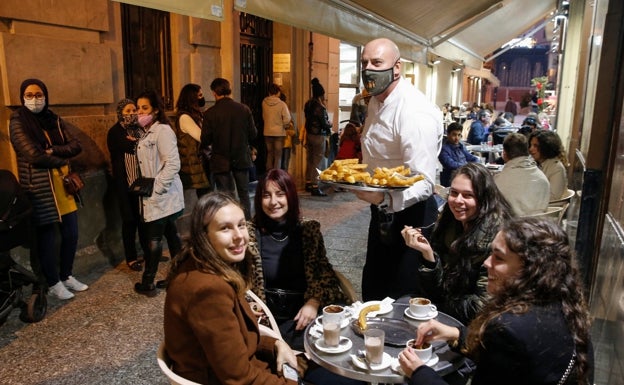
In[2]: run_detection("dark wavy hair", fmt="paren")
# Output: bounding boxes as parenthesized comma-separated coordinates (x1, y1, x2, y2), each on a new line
(433, 163, 513, 292)
(136, 89, 170, 126)
(253, 168, 301, 230)
(529, 130, 569, 166)
(175, 83, 203, 124)
(167, 192, 252, 296)
(465, 218, 591, 384)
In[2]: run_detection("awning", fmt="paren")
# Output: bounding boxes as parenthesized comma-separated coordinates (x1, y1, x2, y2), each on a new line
(111, 0, 225, 21)
(235, 0, 556, 68)
(464, 67, 500, 87)
(114, 0, 557, 68)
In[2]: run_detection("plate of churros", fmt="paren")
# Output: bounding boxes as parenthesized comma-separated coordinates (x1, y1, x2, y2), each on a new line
(318, 159, 424, 192)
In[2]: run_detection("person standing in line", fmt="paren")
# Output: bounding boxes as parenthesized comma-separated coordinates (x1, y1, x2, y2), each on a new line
(279, 92, 297, 172)
(134, 89, 184, 296)
(201, 78, 257, 219)
(335, 121, 362, 162)
(303, 78, 332, 197)
(354, 38, 444, 301)
(399, 218, 593, 385)
(107, 98, 148, 272)
(262, 83, 291, 171)
(9, 78, 88, 300)
(174, 83, 211, 198)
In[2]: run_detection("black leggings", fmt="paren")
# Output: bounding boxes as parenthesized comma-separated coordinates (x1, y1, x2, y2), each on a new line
(141, 211, 182, 285)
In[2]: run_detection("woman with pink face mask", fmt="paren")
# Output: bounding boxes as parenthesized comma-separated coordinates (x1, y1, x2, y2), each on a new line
(9, 78, 88, 301)
(134, 89, 184, 297)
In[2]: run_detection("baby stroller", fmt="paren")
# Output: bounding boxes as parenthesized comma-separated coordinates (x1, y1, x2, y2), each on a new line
(0, 170, 47, 325)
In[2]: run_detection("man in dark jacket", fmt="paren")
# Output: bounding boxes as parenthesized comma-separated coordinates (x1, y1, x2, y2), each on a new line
(201, 78, 257, 218)
(438, 123, 479, 186)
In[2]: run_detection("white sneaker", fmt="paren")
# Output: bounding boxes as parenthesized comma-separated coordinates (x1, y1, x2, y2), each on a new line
(62, 276, 89, 292)
(49, 281, 75, 300)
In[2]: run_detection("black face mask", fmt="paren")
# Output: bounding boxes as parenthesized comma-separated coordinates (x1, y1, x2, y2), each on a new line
(198, 97, 206, 108)
(361, 62, 399, 96)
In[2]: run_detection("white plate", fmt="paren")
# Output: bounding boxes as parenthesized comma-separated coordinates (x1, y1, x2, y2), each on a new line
(351, 352, 392, 371)
(361, 300, 393, 317)
(404, 307, 438, 321)
(314, 336, 352, 354)
(390, 353, 439, 374)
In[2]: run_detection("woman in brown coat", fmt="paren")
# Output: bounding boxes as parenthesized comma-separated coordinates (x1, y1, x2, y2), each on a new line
(164, 192, 299, 384)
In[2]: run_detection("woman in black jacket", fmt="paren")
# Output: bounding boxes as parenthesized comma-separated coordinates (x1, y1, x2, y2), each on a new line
(106, 98, 147, 271)
(9, 78, 88, 300)
(399, 218, 593, 385)
(303, 78, 332, 196)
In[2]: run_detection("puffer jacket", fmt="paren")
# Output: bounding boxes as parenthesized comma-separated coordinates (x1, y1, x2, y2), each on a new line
(174, 113, 209, 190)
(136, 121, 184, 222)
(9, 109, 81, 226)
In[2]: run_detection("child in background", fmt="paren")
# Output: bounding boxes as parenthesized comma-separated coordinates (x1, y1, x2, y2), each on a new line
(438, 122, 479, 186)
(336, 122, 362, 162)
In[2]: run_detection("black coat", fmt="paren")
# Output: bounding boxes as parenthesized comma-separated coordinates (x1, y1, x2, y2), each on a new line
(107, 122, 137, 191)
(409, 303, 593, 385)
(10, 109, 81, 226)
(201, 97, 257, 173)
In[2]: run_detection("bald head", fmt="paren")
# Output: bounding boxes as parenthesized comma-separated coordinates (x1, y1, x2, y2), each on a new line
(361, 38, 401, 101)
(362, 38, 400, 67)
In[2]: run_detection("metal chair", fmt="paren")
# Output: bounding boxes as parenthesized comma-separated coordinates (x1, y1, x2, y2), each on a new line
(549, 188, 575, 205)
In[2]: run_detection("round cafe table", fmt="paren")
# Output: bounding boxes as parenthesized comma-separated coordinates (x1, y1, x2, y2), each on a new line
(303, 297, 466, 384)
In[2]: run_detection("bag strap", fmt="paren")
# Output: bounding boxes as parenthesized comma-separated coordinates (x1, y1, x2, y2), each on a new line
(557, 351, 576, 385)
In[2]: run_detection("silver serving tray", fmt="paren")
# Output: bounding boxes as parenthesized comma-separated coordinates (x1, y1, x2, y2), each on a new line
(319, 180, 409, 192)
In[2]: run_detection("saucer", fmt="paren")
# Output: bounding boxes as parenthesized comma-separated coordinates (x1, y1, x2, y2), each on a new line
(315, 315, 351, 329)
(351, 352, 392, 371)
(361, 300, 393, 316)
(314, 336, 352, 354)
(404, 307, 438, 321)
(390, 353, 439, 374)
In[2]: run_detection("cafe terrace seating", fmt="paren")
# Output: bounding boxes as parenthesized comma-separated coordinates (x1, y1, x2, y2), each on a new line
(549, 188, 576, 227)
(523, 206, 565, 225)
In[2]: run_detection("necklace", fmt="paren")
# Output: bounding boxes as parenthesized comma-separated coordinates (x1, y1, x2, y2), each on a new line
(269, 233, 289, 242)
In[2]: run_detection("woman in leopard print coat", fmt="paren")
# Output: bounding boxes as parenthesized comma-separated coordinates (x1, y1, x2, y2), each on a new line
(247, 169, 348, 349)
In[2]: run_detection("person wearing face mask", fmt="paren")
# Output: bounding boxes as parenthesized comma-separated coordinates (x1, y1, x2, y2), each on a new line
(262, 83, 291, 171)
(303, 78, 333, 196)
(9, 78, 88, 300)
(134, 89, 185, 296)
(174, 83, 211, 198)
(107, 98, 148, 272)
(354, 38, 444, 301)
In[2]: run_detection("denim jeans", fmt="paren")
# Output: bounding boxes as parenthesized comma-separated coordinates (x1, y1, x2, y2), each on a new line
(37, 211, 79, 286)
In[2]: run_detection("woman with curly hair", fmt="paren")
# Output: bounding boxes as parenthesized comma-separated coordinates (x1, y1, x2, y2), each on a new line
(399, 217, 593, 385)
(402, 163, 513, 324)
(529, 130, 569, 201)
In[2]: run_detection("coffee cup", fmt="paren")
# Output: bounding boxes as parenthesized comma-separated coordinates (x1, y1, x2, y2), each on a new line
(406, 338, 432, 362)
(409, 297, 437, 317)
(322, 305, 345, 347)
(364, 328, 385, 364)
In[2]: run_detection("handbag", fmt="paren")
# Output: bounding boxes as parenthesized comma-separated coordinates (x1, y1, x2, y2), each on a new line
(129, 177, 155, 197)
(264, 288, 305, 321)
(62, 172, 85, 195)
